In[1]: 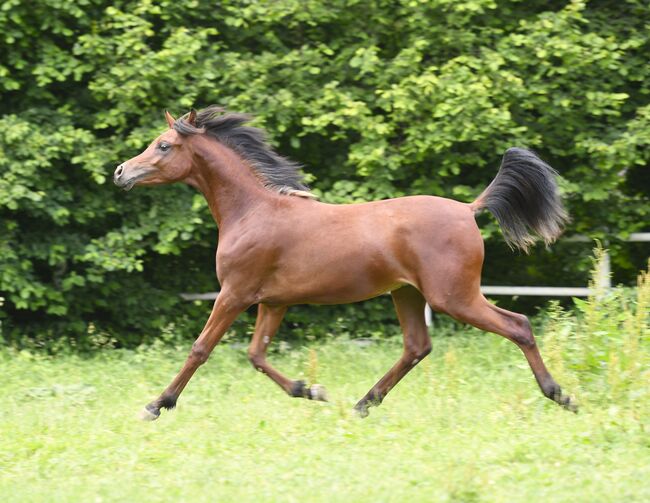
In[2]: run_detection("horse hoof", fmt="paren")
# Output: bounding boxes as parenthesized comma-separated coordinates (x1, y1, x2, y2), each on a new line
(354, 405, 370, 419)
(309, 384, 328, 402)
(556, 393, 578, 413)
(138, 405, 160, 421)
(564, 399, 579, 414)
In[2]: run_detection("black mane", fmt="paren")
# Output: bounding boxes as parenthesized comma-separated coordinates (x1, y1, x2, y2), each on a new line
(173, 106, 313, 198)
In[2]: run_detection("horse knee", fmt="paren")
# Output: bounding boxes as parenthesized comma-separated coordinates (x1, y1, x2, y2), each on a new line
(189, 343, 210, 365)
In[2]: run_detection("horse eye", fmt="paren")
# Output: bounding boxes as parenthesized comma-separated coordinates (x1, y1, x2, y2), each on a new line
(158, 142, 171, 152)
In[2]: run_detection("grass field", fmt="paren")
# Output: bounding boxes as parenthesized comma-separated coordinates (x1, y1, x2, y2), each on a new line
(1, 311, 648, 503)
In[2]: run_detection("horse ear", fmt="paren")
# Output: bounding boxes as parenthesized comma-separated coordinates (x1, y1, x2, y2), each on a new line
(187, 108, 197, 127)
(165, 110, 176, 128)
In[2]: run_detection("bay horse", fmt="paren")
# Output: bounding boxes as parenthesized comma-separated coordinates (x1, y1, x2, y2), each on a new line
(114, 106, 576, 421)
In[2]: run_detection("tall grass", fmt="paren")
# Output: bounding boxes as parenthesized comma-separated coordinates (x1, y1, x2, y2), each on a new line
(542, 247, 649, 415)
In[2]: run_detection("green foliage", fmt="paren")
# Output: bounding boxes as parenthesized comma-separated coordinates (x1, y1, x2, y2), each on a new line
(1, 0, 648, 343)
(542, 253, 649, 409)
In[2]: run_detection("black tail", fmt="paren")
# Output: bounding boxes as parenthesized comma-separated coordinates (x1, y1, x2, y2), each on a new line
(472, 147, 569, 252)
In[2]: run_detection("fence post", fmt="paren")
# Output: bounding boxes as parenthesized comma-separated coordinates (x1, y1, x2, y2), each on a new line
(594, 246, 612, 298)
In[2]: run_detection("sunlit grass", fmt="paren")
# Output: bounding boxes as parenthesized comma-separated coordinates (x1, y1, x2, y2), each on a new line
(1, 325, 648, 502)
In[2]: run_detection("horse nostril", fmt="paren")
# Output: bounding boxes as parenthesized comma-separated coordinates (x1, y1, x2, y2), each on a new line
(115, 164, 124, 179)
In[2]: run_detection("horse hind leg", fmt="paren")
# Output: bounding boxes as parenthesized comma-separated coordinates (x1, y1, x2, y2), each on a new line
(442, 294, 577, 412)
(354, 285, 431, 417)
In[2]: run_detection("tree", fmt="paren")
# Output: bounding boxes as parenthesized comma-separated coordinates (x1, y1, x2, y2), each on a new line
(1, 0, 648, 345)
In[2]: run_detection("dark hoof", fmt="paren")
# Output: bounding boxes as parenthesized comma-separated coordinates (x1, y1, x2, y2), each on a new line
(138, 403, 161, 421)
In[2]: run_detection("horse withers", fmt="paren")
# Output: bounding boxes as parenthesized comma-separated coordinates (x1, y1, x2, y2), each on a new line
(114, 106, 576, 420)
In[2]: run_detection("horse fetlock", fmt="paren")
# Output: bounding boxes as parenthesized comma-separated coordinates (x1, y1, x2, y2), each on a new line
(542, 383, 578, 413)
(159, 393, 178, 410)
(368, 389, 384, 405)
(289, 380, 308, 398)
(354, 390, 383, 417)
(542, 382, 562, 401)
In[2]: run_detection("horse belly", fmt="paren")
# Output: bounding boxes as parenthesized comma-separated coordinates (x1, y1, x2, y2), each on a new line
(260, 242, 408, 305)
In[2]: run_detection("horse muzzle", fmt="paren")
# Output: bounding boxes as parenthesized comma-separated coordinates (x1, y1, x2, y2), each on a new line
(113, 164, 154, 191)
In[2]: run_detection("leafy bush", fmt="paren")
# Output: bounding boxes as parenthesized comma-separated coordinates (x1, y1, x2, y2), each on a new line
(1, 1, 648, 344)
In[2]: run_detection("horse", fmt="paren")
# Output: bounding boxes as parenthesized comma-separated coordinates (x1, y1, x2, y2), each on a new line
(114, 106, 576, 421)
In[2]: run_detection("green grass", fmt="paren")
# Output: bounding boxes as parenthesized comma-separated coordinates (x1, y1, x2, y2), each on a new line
(1, 328, 648, 503)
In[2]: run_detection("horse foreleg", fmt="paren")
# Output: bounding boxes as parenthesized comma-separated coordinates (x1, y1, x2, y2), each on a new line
(354, 286, 431, 417)
(248, 304, 328, 401)
(139, 292, 246, 421)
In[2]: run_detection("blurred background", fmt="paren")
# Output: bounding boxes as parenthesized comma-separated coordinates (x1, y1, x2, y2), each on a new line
(0, 0, 648, 348)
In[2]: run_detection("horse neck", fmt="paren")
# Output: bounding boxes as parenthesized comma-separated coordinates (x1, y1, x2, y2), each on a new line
(185, 136, 272, 229)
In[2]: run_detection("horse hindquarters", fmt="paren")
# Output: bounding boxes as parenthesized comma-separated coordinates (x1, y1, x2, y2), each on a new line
(411, 211, 576, 412)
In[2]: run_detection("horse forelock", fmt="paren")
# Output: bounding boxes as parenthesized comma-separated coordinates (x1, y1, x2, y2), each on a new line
(173, 106, 315, 199)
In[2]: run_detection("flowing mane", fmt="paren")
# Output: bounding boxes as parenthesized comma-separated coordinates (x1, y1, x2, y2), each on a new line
(173, 106, 315, 199)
